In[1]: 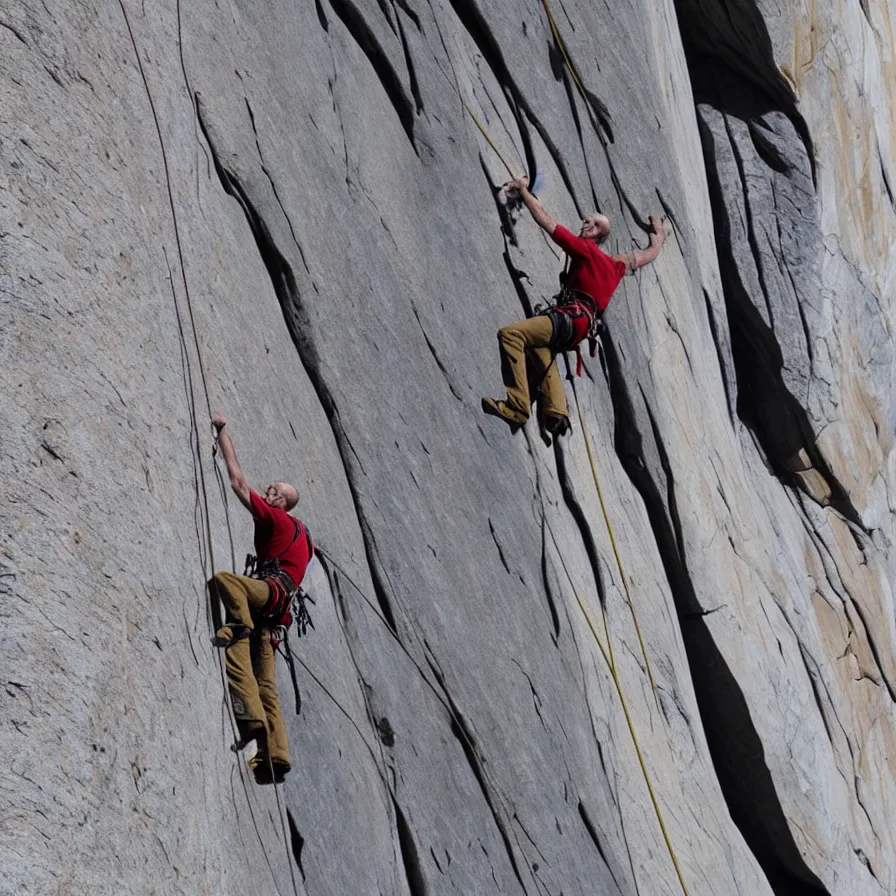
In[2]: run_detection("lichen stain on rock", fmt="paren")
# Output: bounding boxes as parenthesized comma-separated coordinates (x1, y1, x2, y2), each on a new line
(789, 0, 821, 98)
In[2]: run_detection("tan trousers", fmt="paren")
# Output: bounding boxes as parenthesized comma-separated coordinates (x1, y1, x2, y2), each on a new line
(497, 315, 569, 421)
(212, 571, 291, 768)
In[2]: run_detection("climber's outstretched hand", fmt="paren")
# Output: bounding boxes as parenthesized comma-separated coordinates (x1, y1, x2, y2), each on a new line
(505, 175, 529, 198)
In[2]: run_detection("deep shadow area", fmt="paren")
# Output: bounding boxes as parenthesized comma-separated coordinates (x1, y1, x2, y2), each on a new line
(689, 65, 811, 468)
(286, 809, 307, 882)
(393, 797, 429, 896)
(683, 617, 831, 895)
(672, 0, 813, 172)
(683, 45, 863, 527)
(600, 326, 831, 895)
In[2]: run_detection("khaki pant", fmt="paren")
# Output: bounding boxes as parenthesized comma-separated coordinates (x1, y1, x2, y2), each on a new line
(212, 571, 291, 768)
(497, 315, 569, 421)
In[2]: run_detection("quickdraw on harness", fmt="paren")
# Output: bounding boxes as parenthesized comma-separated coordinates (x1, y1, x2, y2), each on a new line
(245, 519, 316, 715)
(535, 259, 605, 377)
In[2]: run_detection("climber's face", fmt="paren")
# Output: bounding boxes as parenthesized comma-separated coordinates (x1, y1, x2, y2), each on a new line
(265, 482, 299, 511)
(580, 214, 610, 244)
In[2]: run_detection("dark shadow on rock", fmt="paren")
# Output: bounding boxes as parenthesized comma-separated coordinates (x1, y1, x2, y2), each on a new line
(692, 66, 865, 528)
(207, 575, 224, 633)
(672, 0, 813, 177)
(600, 330, 700, 616)
(682, 615, 831, 895)
(393, 797, 430, 896)
(599, 328, 831, 895)
(327, 0, 419, 151)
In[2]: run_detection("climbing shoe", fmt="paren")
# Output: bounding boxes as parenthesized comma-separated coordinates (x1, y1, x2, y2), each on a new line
(249, 754, 291, 786)
(481, 397, 527, 429)
(543, 413, 571, 438)
(231, 721, 267, 754)
(211, 624, 252, 647)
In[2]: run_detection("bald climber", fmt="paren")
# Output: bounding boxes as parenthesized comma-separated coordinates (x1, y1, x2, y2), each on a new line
(482, 175, 667, 437)
(209, 412, 313, 785)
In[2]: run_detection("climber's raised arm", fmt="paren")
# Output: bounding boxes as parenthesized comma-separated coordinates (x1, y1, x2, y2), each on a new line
(615, 215, 667, 274)
(505, 176, 558, 236)
(211, 412, 251, 510)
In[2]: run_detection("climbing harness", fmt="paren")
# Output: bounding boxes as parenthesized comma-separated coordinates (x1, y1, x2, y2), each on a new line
(244, 518, 317, 716)
(245, 518, 316, 633)
(535, 258, 606, 377)
(538, 289, 603, 373)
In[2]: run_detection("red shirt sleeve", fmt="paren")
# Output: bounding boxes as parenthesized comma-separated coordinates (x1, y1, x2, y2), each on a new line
(248, 490, 274, 524)
(550, 224, 592, 259)
(600, 248, 627, 286)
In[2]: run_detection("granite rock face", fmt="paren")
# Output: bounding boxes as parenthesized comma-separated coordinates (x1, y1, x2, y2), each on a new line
(1, 1, 893, 894)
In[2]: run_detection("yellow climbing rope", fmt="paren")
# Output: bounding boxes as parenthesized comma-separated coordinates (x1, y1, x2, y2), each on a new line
(572, 395, 659, 700)
(564, 387, 690, 895)
(539, 0, 590, 102)
(550, 527, 691, 896)
(429, 41, 522, 181)
(463, 102, 518, 180)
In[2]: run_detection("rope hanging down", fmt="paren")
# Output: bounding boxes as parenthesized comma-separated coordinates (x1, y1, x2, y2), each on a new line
(560, 378, 690, 894)
(547, 522, 691, 896)
(463, 102, 517, 179)
(571, 389, 659, 702)
(428, 40, 530, 183)
(117, 5, 301, 889)
(539, 0, 592, 109)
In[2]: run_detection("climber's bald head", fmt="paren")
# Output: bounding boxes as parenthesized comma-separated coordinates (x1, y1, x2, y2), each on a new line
(580, 213, 611, 244)
(265, 481, 300, 511)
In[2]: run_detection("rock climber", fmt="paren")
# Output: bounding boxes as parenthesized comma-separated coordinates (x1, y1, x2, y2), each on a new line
(209, 412, 313, 785)
(482, 175, 668, 436)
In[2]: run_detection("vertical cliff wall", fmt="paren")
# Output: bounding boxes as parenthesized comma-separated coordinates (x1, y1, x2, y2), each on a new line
(1, 1, 893, 894)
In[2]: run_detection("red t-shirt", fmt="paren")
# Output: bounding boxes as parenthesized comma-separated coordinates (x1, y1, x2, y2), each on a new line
(249, 490, 312, 586)
(551, 225, 626, 312)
